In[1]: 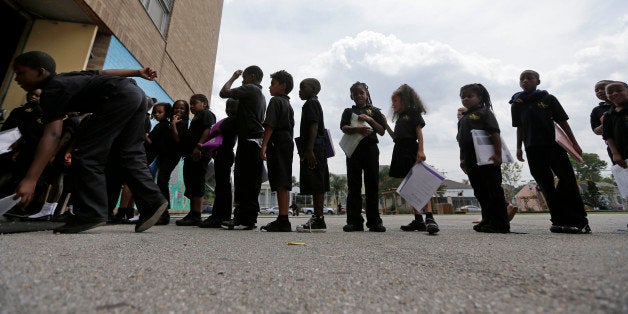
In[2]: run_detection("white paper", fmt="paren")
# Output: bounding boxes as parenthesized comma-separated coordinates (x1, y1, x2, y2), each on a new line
(471, 129, 514, 166)
(396, 163, 445, 210)
(0, 194, 21, 216)
(0, 128, 21, 154)
(611, 161, 628, 198)
(339, 113, 370, 158)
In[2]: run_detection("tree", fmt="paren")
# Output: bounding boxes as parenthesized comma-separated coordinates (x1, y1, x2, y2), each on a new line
(569, 153, 607, 182)
(378, 166, 402, 191)
(329, 173, 347, 206)
(582, 180, 602, 208)
(501, 162, 523, 201)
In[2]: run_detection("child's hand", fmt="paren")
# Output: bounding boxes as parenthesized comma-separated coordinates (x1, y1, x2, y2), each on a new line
(355, 125, 372, 136)
(613, 153, 627, 168)
(232, 70, 243, 79)
(416, 151, 426, 163)
(516, 149, 525, 162)
(358, 114, 372, 123)
(489, 154, 502, 166)
(304, 150, 317, 169)
(172, 114, 181, 125)
(139, 67, 158, 80)
(260, 145, 267, 161)
(192, 146, 201, 161)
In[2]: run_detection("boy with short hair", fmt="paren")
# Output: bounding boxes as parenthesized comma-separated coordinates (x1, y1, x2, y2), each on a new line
(603, 81, 628, 169)
(295, 78, 330, 233)
(510, 69, 590, 234)
(12, 50, 167, 233)
(259, 70, 295, 232)
(219, 66, 266, 230)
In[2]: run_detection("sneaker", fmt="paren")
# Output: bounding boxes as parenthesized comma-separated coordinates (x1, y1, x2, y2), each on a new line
(154, 211, 170, 226)
(343, 224, 364, 232)
(221, 219, 256, 230)
(260, 219, 292, 232)
(135, 202, 168, 232)
(198, 216, 223, 228)
(425, 217, 440, 234)
(175, 212, 202, 226)
(296, 215, 327, 233)
(562, 224, 591, 234)
(368, 223, 386, 232)
(550, 224, 566, 233)
(53, 220, 106, 234)
(400, 219, 426, 232)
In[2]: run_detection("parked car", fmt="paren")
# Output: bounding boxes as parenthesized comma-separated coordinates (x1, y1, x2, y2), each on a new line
(260, 206, 293, 215)
(259, 207, 271, 214)
(202, 205, 213, 214)
(301, 207, 335, 215)
(457, 205, 481, 213)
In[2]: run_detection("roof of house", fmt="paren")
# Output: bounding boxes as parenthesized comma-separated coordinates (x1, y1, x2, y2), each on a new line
(442, 179, 472, 190)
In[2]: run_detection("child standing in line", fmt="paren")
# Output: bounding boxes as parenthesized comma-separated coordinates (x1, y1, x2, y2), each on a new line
(175, 94, 216, 226)
(457, 84, 509, 233)
(145, 102, 179, 225)
(199, 98, 238, 228)
(603, 81, 628, 169)
(219, 66, 266, 231)
(340, 82, 386, 232)
(383, 84, 439, 234)
(510, 70, 590, 234)
(295, 78, 330, 233)
(259, 70, 295, 232)
(12, 51, 167, 233)
(590, 80, 615, 162)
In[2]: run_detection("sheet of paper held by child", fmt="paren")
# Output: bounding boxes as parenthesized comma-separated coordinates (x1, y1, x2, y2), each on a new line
(554, 122, 584, 163)
(0, 194, 21, 216)
(470, 129, 515, 166)
(0, 127, 21, 154)
(397, 163, 445, 211)
(339, 113, 370, 158)
(611, 161, 628, 198)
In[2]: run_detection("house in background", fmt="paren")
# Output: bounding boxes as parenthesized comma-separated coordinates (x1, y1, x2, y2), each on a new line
(514, 181, 548, 212)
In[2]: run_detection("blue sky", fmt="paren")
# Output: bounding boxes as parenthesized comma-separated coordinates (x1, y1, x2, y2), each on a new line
(210, 0, 628, 184)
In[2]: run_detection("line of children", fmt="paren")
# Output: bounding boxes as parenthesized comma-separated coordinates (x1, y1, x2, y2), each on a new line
(590, 80, 615, 163)
(383, 84, 439, 234)
(603, 81, 628, 169)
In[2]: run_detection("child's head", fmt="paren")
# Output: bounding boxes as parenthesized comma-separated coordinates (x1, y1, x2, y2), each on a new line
(350, 81, 372, 106)
(173, 100, 190, 119)
(269, 70, 293, 96)
(243, 65, 263, 85)
(595, 80, 613, 101)
(189, 94, 209, 115)
(152, 102, 173, 122)
(519, 70, 540, 92)
(460, 83, 492, 110)
(605, 81, 628, 106)
(226, 98, 238, 117)
(26, 89, 42, 105)
(12, 51, 57, 91)
(457, 107, 468, 120)
(391, 84, 426, 117)
(299, 78, 321, 100)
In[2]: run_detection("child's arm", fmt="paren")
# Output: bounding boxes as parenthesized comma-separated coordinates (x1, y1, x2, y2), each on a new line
(193, 128, 211, 161)
(556, 120, 582, 155)
(488, 132, 503, 166)
(99, 68, 157, 80)
(606, 139, 627, 168)
(15, 120, 63, 205)
(382, 115, 394, 139)
(516, 127, 525, 162)
(219, 70, 242, 98)
(358, 114, 385, 136)
(415, 126, 426, 163)
(260, 126, 273, 161)
(303, 123, 318, 169)
(171, 115, 182, 143)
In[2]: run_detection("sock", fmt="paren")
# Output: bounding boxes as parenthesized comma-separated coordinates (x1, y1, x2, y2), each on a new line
(425, 212, 434, 219)
(414, 214, 423, 222)
(278, 214, 289, 222)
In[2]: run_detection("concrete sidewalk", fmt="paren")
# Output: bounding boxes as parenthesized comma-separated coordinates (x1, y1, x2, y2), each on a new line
(0, 213, 626, 313)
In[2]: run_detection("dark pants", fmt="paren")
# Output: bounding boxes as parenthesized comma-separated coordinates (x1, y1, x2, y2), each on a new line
(233, 139, 262, 225)
(154, 154, 180, 209)
(346, 142, 382, 227)
(211, 147, 234, 221)
(466, 164, 509, 229)
(526, 144, 588, 227)
(73, 81, 165, 222)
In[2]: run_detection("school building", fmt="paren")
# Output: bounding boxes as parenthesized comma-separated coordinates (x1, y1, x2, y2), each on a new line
(0, 0, 223, 210)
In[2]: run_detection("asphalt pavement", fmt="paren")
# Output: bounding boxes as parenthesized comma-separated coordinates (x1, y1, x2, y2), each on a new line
(0, 213, 626, 313)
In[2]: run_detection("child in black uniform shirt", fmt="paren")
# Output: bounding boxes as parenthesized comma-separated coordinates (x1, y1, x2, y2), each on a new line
(12, 50, 167, 233)
(603, 81, 628, 169)
(590, 80, 615, 162)
(510, 70, 589, 234)
(175, 94, 216, 226)
(458, 83, 509, 233)
(340, 82, 386, 232)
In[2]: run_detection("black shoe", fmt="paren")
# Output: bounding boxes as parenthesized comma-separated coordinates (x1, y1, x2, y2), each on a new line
(198, 216, 223, 228)
(476, 224, 509, 234)
(175, 212, 202, 226)
(400, 219, 426, 232)
(260, 219, 292, 232)
(296, 215, 327, 233)
(368, 223, 386, 232)
(135, 202, 168, 232)
(425, 217, 440, 234)
(53, 220, 106, 234)
(221, 219, 256, 230)
(343, 224, 364, 232)
(562, 224, 591, 234)
(154, 211, 170, 226)
(550, 224, 566, 233)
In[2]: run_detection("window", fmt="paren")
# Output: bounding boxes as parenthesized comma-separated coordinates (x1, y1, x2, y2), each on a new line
(140, 0, 173, 36)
